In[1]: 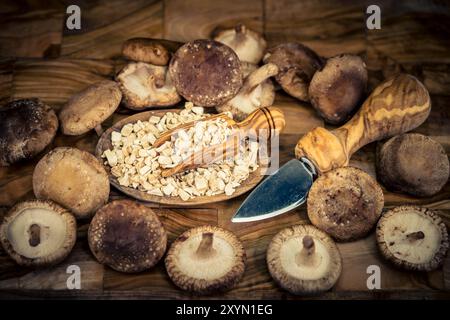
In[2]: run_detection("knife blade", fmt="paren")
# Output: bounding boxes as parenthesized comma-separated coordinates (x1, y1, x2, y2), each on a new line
(232, 158, 316, 223)
(231, 74, 431, 223)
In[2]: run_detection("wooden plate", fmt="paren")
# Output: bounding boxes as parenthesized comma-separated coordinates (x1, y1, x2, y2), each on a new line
(95, 109, 266, 206)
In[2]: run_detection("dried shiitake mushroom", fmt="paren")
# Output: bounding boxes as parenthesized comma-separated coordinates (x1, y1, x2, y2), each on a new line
(88, 200, 167, 273)
(169, 39, 243, 107)
(116, 62, 181, 110)
(59, 80, 122, 136)
(33, 147, 110, 219)
(267, 224, 342, 295)
(307, 167, 384, 241)
(376, 133, 450, 197)
(216, 63, 278, 121)
(309, 54, 368, 124)
(0, 98, 58, 166)
(123, 38, 170, 65)
(213, 24, 267, 64)
(165, 226, 245, 294)
(0, 200, 76, 267)
(376, 206, 449, 271)
(263, 42, 323, 102)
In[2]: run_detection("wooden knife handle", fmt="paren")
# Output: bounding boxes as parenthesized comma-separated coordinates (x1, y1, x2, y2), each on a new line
(237, 107, 286, 139)
(295, 74, 431, 174)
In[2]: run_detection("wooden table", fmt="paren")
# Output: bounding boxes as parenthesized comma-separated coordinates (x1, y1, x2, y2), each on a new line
(0, 0, 450, 300)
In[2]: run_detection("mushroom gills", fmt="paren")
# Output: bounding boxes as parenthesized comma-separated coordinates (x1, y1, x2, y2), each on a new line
(176, 232, 236, 280)
(382, 211, 442, 264)
(7, 207, 67, 259)
(280, 235, 330, 281)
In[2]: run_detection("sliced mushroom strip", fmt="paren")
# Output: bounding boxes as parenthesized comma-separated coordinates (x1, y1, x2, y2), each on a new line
(267, 224, 342, 295)
(0, 200, 76, 267)
(88, 200, 167, 273)
(214, 24, 267, 64)
(33, 147, 110, 219)
(376, 133, 450, 197)
(165, 226, 245, 294)
(376, 206, 449, 271)
(309, 54, 368, 124)
(0, 98, 58, 166)
(117, 62, 181, 110)
(59, 80, 122, 136)
(169, 40, 243, 107)
(263, 42, 323, 102)
(216, 63, 278, 121)
(307, 167, 384, 241)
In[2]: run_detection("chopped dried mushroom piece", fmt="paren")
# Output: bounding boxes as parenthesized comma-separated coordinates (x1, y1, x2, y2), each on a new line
(102, 102, 259, 200)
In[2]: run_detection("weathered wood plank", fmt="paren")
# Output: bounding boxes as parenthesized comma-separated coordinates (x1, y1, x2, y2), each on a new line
(60, 0, 163, 59)
(164, 0, 263, 42)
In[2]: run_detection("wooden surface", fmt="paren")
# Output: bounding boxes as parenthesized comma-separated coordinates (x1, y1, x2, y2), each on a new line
(0, 0, 450, 300)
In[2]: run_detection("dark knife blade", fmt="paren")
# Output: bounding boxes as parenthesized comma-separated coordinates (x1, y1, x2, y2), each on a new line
(232, 158, 316, 223)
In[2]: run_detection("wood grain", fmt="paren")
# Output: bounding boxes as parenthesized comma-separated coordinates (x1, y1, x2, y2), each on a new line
(61, 0, 163, 59)
(164, 0, 263, 42)
(0, 0, 449, 300)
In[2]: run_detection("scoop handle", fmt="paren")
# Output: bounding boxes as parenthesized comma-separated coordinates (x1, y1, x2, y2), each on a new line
(237, 107, 286, 139)
(295, 74, 431, 174)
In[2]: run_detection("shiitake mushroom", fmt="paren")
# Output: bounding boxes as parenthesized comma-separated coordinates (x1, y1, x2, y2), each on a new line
(59, 80, 122, 136)
(267, 224, 342, 295)
(376, 206, 449, 271)
(88, 200, 167, 273)
(33, 147, 110, 219)
(213, 24, 267, 65)
(0, 98, 58, 166)
(0, 200, 76, 267)
(376, 133, 449, 197)
(122, 38, 183, 66)
(169, 40, 243, 107)
(307, 167, 384, 241)
(263, 42, 323, 102)
(309, 54, 368, 124)
(165, 226, 245, 294)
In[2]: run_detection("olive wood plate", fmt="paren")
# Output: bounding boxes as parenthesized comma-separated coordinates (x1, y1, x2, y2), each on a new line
(95, 109, 266, 206)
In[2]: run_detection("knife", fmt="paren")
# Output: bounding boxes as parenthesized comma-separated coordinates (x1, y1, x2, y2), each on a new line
(232, 74, 431, 223)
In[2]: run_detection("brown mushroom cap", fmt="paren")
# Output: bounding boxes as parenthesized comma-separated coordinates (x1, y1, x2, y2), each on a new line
(376, 133, 450, 197)
(309, 54, 368, 124)
(376, 206, 449, 271)
(59, 80, 122, 136)
(213, 24, 267, 64)
(116, 62, 181, 110)
(122, 38, 171, 65)
(0, 200, 76, 267)
(0, 98, 58, 166)
(263, 42, 323, 102)
(88, 200, 167, 273)
(307, 167, 384, 241)
(169, 40, 243, 107)
(165, 225, 246, 294)
(267, 224, 342, 295)
(33, 147, 110, 219)
(216, 63, 278, 121)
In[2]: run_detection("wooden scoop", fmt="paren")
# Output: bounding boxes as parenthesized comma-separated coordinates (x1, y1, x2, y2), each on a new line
(295, 74, 432, 174)
(157, 107, 285, 177)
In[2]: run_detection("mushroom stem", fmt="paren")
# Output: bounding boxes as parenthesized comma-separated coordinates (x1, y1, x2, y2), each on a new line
(295, 235, 319, 267)
(235, 24, 246, 35)
(94, 124, 104, 136)
(28, 224, 41, 247)
(196, 232, 216, 258)
(242, 63, 279, 94)
(406, 231, 425, 241)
